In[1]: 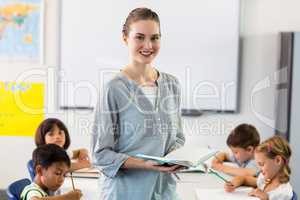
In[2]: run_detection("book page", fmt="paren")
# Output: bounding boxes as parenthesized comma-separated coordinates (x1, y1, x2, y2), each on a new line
(136, 147, 218, 168)
(195, 187, 259, 200)
(166, 147, 218, 166)
(67, 167, 100, 178)
(73, 167, 99, 173)
(135, 154, 172, 165)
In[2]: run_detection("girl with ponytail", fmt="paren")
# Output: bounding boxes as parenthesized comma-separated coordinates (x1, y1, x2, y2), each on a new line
(224, 135, 294, 200)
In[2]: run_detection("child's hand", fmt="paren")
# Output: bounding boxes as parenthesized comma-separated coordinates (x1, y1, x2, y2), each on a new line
(65, 189, 82, 200)
(249, 188, 269, 200)
(224, 176, 244, 193)
(77, 158, 91, 168)
(224, 181, 236, 192)
(78, 148, 90, 161)
(212, 156, 223, 164)
(211, 160, 223, 171)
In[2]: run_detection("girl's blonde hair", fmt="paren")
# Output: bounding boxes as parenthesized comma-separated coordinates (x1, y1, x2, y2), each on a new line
(256, 135, 292, 183)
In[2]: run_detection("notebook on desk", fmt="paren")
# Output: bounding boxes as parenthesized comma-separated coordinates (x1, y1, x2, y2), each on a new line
(136, 147, 218, 169)
(195, 187, 259, 200)
(66, 167, 100, 178)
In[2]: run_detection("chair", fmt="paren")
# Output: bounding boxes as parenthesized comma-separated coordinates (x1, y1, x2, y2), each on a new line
(292, 191, 298, 200)
(6, 178, 31, 200)
(27, 160, 35, 181)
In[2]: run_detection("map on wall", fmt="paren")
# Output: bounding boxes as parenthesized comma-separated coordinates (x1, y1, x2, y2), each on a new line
(0, 82, 44, 136)
(0, 0, 44, 62)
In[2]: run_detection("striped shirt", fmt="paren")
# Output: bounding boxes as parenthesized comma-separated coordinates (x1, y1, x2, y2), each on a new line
(20, 182, 48, 200)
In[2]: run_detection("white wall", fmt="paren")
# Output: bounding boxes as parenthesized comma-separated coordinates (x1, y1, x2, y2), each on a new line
(1, 0, 300, 190)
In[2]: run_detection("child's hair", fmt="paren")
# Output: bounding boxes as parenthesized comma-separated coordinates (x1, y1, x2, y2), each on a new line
(256, 135, 292, 183)
(122, 7, 160, 37)
(226, 123, 260, 149)
(35, 118, 70, 149)
(32, 144, 71, 171)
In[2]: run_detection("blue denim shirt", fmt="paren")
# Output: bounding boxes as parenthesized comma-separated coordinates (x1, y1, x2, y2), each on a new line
(91, 72, 185, 200)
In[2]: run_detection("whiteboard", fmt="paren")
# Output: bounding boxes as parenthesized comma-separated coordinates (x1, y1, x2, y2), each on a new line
(59, 0, 240, 111)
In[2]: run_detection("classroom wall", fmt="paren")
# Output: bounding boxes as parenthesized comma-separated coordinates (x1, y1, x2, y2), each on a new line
(1, 0, 300, 189)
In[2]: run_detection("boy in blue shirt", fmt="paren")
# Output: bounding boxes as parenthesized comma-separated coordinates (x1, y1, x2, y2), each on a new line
(211, 124, 260, 176)
(21, 144, 82, 200)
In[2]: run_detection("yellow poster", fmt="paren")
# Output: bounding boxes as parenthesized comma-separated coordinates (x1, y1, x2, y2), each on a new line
(0, 82, 44, 136)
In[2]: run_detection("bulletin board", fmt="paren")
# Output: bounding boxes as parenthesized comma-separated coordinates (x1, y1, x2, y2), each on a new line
(0, 82, 44, 136)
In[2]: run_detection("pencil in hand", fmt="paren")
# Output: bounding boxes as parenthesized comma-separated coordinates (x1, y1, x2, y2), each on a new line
(209, 168, 231, 184)
(213, 154, 222, 163)
(207, 145, 222, 163)
(70, 172, 75, 191)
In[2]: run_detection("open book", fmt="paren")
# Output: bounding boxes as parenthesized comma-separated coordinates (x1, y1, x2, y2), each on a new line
(195, 187, 259, 200)
(136, 147, 218, 170)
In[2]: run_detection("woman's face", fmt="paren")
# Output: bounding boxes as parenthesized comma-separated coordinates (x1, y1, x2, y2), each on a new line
(123, 20, 161, 66)
(44, 124, 66, 148)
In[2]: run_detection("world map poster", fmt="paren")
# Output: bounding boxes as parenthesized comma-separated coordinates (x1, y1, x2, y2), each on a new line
(0, 0, 44, 62)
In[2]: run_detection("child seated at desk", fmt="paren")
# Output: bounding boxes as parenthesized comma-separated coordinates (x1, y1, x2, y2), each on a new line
(224, 135, 293, 200)
(21, 144, 82, 200)
(212, 123, 260, 176)
(35, 118, 91, 171)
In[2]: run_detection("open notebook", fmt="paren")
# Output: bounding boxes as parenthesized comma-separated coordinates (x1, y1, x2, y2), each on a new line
(195, 187, 259, 200)
(136, 147, 218, 169)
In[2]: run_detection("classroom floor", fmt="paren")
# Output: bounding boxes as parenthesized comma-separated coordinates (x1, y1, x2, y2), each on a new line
(0, 190, 8, 200)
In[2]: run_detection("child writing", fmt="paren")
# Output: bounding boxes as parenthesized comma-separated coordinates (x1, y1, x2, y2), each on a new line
(21, 144, 82, 200)
(224, 135, 293, 200)
(212, 123, 260, 176)
(35, 118, 91, 171)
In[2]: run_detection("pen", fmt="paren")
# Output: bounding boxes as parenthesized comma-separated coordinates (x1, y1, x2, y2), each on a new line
(70, 172, 75, 190)
(209, 169, 231, 184)
(207, 145, 222, 162)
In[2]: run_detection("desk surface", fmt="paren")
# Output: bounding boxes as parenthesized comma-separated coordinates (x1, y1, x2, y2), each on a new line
(177, 173, 226, 200)
(62, 172, 227, 200)
(62, 177, 100, 200)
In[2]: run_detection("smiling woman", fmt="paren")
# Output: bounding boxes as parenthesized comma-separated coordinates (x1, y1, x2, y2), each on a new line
(122, 8, 161, 69)
(91, 7, 185, 200)
(124, 20, 160, 68)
